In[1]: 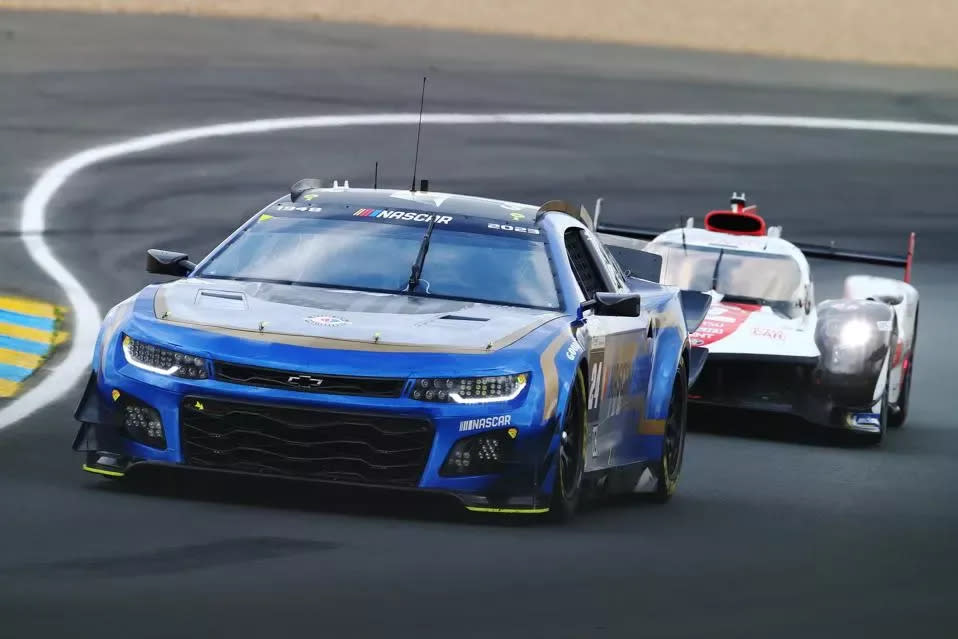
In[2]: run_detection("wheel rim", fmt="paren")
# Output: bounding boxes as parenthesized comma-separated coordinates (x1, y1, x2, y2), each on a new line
(559, 393, 581, 499)
(663, 378, 686, 480)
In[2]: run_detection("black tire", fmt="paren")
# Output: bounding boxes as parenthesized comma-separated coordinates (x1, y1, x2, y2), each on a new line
(651, 357, 688, 503)
(889, 363, 912, 428)
(890, 304, 918, 428)
(549, 372, 587, 523)
(861, 363, 890, 446)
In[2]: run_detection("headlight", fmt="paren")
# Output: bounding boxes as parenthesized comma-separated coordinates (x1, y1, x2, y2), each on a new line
(838, 320, 874, 347)
(122, 335, 209, 379)
(410, 373, 529, 404)
(119, 395, 167, 449)
(441, 430, 516, 476)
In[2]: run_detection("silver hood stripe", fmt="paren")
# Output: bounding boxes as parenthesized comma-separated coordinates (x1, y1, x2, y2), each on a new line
(152, 284, 562, 354)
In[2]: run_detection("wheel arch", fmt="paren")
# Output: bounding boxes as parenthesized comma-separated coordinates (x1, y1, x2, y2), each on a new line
(646, 324, 687, 423)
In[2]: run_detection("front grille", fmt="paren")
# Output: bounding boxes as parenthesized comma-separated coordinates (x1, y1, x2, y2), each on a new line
(214, 361, 406, 398)
(180, 397, 433, 486)
(693, 359, 814, 407)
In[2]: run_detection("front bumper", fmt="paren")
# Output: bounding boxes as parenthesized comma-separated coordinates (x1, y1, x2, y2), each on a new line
(689, 355, 882, 428)
(78, 448, 551, 514)
(73, 360, 559, 512)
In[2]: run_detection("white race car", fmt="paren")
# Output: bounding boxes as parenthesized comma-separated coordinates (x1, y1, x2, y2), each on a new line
(597, 194, 918, 444)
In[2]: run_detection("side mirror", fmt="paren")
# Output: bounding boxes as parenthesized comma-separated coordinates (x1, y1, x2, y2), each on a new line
(146, 249, 196, 277)
(594, 292, 641, 317)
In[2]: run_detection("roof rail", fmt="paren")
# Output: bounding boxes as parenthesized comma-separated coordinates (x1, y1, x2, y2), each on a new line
(535, 199, 594, 229)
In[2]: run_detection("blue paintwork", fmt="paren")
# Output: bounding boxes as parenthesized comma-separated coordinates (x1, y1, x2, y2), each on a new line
(77, 190, 693, 505)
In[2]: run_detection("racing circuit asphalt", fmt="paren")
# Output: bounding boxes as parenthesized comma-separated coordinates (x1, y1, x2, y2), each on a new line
(2, 10, 958, 638)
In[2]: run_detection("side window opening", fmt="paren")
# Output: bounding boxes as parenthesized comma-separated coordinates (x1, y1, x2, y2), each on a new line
(564, 229, 606, 300)
(592, 238, 627, 290)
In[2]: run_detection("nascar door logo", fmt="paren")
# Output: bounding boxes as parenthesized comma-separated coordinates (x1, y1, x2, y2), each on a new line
(587, 353, 604, 459)
(689, 303, 759, 346)
(586, 336, 641, 461)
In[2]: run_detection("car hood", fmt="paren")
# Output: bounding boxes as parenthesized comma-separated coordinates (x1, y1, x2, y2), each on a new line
(149, 278, 563, 353)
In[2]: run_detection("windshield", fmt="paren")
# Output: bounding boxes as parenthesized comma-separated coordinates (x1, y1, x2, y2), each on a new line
(197, 216, 560, 310)
(645, 241, 802, 304)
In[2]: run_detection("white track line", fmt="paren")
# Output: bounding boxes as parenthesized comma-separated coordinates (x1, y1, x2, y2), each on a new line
(3, 111, 958, 431)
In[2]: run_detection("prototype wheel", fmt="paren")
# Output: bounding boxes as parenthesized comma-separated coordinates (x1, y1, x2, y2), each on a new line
(549, 371, 587, 522)
(652, 358, 688, 503)
(860, 363, 890, 446)
(890, 304, 918, 428)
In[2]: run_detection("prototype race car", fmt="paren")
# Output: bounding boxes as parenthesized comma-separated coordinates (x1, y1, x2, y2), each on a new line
(597, 193, 919, 444)
(73, 179, 709, 520)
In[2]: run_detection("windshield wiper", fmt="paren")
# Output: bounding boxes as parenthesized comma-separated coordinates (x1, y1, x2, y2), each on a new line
(406, 216, 438, 293)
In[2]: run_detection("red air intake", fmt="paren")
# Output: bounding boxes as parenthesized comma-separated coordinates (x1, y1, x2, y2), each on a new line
(704, 205, 767, 236)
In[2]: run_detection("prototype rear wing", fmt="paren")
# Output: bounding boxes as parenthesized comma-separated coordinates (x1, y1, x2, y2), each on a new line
(791, 232, 916, 284)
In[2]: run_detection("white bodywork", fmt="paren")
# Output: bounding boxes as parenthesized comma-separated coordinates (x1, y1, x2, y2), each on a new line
(844, 274, 920, 405)
(645, 227, 919, 407)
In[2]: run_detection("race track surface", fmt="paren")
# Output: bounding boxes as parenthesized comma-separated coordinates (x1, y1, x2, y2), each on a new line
(1, 11, 957, 638)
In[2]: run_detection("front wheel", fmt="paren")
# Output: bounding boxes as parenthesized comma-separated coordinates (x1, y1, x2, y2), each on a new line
(549, 372, 587, 522)
(888, 361, 912, 428)
(890, 304, 918, 428)
(859, 362, 890, 446)
(652, 358, 688, 503)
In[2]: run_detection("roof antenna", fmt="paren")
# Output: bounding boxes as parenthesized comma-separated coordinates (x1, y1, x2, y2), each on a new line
(410, 76, 427, 192)
(680, 215, 688, 252)
(730, 192, 747, 212)
(373, 161, 379, 189)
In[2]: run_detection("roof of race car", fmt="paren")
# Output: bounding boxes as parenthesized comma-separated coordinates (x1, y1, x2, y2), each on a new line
(271, 187, 540, 222)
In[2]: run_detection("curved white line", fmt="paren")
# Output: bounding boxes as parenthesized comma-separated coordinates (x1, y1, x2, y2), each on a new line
(4, 111, 958, 431)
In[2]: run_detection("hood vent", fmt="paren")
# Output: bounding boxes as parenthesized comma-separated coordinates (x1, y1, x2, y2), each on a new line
(439, 314, 489, 322)
(200, 291, 244, 301)
(197, 290, 248, 311)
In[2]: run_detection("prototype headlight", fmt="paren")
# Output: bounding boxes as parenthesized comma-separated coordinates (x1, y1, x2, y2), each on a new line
(410, 373, 529, 404)
(122, 335, 209, 379)
(838, 320, 874, 347)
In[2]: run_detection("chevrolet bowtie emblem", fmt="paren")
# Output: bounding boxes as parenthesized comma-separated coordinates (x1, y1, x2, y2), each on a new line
(287, 375, 324, 388)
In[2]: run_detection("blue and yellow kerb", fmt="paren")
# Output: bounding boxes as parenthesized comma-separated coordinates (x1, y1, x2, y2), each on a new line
(0, 296, 66, 398)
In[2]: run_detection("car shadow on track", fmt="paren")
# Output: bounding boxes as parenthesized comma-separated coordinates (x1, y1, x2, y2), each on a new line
(688, 405, 880, 449)
(89, 465, 561, 527)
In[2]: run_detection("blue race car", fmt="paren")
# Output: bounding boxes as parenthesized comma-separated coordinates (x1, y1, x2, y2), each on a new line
(73, 180, 708, 520)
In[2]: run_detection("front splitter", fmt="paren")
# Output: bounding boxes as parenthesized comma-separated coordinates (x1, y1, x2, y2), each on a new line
(80, 453, 551, 514)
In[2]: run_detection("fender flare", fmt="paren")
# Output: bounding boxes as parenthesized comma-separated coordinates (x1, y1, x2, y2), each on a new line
(646, 324, 687, 424)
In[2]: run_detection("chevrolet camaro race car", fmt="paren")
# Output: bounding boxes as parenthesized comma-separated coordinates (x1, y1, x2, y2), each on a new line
(598, 194, 919, 444)
(73, 180, 710, 520)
